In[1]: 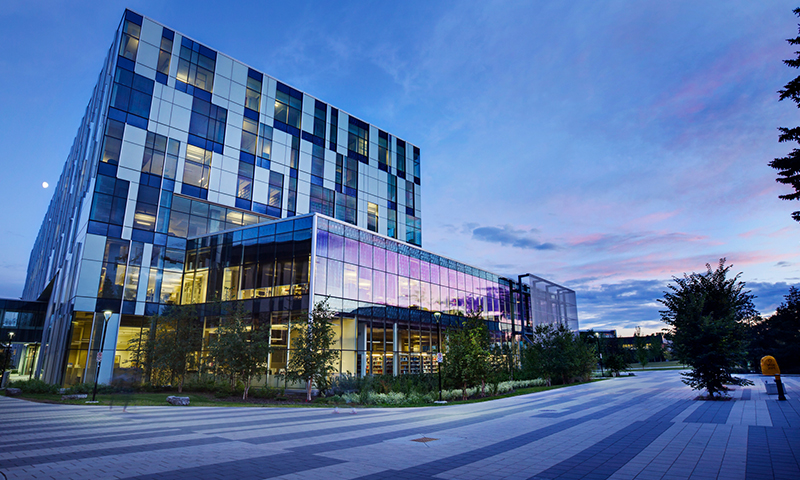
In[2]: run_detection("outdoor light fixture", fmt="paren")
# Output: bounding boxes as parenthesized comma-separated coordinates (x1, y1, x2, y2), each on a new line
(595, 332, 604, 377)
(434, 312, 443, 402)
(90, 310, 114, 403)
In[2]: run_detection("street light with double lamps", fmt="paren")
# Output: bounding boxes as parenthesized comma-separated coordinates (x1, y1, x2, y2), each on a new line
(1, 332, 14, 387)
(90, 310, 113, 403)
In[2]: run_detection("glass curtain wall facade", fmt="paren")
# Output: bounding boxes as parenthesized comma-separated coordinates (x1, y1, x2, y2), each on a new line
(21, 9, 577, 386)
(21, 10, 423, 386)
(523, 274, 579, 331)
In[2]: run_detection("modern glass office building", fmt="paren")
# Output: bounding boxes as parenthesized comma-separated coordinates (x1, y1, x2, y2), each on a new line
(21, 10, 578, 386)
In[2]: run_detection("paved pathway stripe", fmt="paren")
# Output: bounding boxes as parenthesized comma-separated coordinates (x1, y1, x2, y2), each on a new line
(746, 426, 800, 480)
(685, 400, 736, 424)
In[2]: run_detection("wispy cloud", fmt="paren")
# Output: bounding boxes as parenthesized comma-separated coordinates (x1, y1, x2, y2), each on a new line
(471, 225, 558, 251)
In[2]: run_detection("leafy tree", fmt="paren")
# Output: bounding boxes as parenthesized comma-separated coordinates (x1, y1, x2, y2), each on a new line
(602, 337, 629, 376)
(523, 324, 594, 385)
(771, 8, 800, 222)
(634, 332, 649, 369)
(660, 259, 755, 398)
(749, 286, 800, 373)
(284, 299, 339, 402)
(443, 309, 491, 400)
(207, 303, 271, 400)
(131, 304, 202, 392)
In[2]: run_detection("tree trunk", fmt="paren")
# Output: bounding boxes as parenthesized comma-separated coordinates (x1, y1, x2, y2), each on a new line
(481, 379, 486, 397)
(462, 382, 468, 401)
(306, 378, 313, 402)
(243, 382, 250, 400)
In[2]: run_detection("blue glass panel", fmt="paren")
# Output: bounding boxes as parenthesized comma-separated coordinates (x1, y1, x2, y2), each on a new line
(289, 168, 298, 179)
(212, 142, 223, 155)
(258, 223, 276, 236)
(235, 197, 251, 210)
(256, 157, 270, 169)
(378, 163, 388, 172)
(406, 206, 415, 216)
(161, 178, 175, 192)
(124, 10, 143, 24)
(131, 229, 154, 243)
(153, 233, 167, 246)
(294, 216, 312, 230)
(415, 176, 421, 185)
(198, 44, 216, 60)
(243, 108, 258, 121)
(162, 28, 174, 41)
(311, 175, 323, 186)
(107, 107, 127, 122)
(175, 79, 188, 93)
(167, 236, 186, 249)
(266, 206, 281, 217)
(252, 202, 267, 215)
(117, 56, 135, 71)
(239, 151, 255, 164)
(194, 88, 211, 102)
(397, 171, 406, 179)
(87, 221, 108, 236)
(293, 229, 311, 241)
(126, 114, 148, 130)
(107, 224, 123, 238)
(121, 300, 136, 315)
(275, 219, 293, 234)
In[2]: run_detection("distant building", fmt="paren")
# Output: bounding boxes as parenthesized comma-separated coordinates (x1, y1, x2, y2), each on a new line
(22, 10, 579, 386)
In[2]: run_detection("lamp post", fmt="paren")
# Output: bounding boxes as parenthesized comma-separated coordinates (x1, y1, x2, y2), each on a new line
(595, 332, 604, 377)
(434, 312, 443, 402)
(90, 310, 113, 403)
(1, 332, 14, 388)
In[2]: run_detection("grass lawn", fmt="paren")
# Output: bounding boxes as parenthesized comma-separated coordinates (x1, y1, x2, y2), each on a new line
(5, 378, 613, 408)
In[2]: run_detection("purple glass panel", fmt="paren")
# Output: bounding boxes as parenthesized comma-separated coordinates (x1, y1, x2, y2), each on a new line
(359, 242, 373, 268)
(421, 281, 431, 311)
(465, 274, 473, 294)
(373, 247, 385, 271)
(409, 279, 420, 308)
(448, 269, 457, 288)
(430, 283, 440, 311)
(314, 257, 327, 295)
(344, 237, 359, 264)
(430, 263, 440, 285)
(386, 250, 397, 274)
(420, 261, 430, 283)
(398, 277, 409, 308)
(447, 287, 456, 313)
(409, 257, 419, 279)
(358, 266, 372, 302)
(398, 255, 409, 277)
(328, 233, 343, 261)
(316, 230, 328, 258)
(326, 259, 343, 297)
(386, 273, 398, 306)
(373, 270, 386, 304)
(457, 271, 466, 291)
(343, 263, 358, 299)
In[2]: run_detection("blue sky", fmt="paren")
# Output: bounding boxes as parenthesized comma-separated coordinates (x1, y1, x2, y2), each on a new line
(1, 1, 798, 335)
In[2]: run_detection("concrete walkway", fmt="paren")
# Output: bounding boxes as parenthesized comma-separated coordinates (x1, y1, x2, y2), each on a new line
(0, 370, 798, 479)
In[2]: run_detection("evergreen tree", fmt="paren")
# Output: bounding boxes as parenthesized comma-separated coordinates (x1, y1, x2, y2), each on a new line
(284, 300, 339, 402)
(771, 8, 800, 221)
(660, 259, 755, 398)
(749, 286, 800, 373)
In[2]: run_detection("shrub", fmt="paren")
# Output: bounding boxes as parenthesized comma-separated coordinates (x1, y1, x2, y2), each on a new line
(8, 379, 59, 394)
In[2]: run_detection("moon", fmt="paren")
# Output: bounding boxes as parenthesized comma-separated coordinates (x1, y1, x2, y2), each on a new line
(42, 182, 49, 188)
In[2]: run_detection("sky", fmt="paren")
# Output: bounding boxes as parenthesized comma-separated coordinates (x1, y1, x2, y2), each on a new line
(1, 0, 799, 336)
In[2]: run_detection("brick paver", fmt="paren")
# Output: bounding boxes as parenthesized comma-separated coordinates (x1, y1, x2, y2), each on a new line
(0, 371, 798, 479)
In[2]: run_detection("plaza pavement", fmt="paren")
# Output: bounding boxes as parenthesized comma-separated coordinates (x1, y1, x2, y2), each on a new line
(0, 370, 798, 480)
